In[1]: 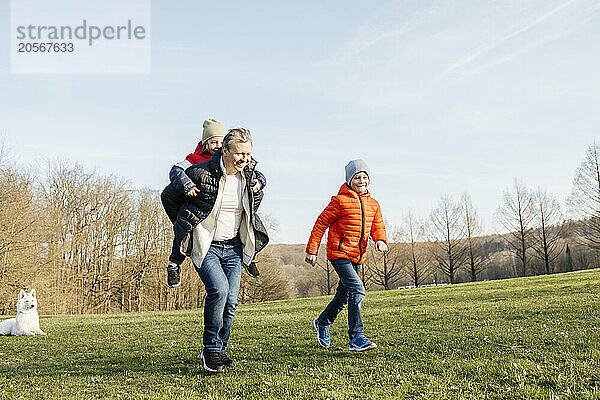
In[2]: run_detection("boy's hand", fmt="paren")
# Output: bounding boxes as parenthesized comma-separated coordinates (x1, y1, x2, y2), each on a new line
(186, 187, 201, 197)
(305, 253, 317, 266)
(376, 240, 388, 252)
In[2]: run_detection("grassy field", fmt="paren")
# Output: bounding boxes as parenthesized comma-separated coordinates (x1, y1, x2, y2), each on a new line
(1, 270, 599, 400)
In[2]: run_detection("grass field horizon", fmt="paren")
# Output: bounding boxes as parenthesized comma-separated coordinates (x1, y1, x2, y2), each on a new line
(1, 269, 599, 399)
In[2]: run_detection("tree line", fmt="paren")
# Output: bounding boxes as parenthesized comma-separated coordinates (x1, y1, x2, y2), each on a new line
(2, 138, 600, 314)
(276, 143, 600, 296)
(0, 146, 289, 314)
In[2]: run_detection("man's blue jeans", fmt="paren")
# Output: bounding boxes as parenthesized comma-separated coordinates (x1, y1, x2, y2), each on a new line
(316, 258, 366, 339)
(196, 240, 243, 352)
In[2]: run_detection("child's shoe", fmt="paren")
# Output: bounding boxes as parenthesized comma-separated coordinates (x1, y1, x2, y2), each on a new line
(244, 262, 260, 278)
(348, 333, 377, 351)
(313, 318, 330, 348)
(167, 262, 181, 287)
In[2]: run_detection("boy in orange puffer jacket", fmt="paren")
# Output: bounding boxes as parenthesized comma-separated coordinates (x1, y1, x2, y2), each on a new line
(305, 159, 388, 351)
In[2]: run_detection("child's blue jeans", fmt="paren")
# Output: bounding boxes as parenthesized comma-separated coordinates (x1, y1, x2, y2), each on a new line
(316, 258, 366, 339)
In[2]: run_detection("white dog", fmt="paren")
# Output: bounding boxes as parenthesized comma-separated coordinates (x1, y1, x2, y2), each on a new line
(0, 289, 46, 336)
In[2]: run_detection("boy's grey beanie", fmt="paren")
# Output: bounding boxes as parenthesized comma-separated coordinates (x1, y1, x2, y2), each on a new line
(345, 159, 370, 186)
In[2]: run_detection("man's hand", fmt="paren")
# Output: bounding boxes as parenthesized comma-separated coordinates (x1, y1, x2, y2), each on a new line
(252, 179, 261, 193)
(376, 240, 388, 252)
(186, 187, 201, 197)
(305, 253, 317, 267)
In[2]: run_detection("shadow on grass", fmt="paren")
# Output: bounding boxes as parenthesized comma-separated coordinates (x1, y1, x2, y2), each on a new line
(0, 335, 368, 380)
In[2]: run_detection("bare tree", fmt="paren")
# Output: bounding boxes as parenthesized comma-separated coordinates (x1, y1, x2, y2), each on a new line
(0, 167, 37, 314)
(401, 211, 431, 287)
(568, 143, 600, 249)
(315, 253, 337, 296)
(428, 195, 466, 284)
(260, 213, 280, 237)
(462, 193, 486, 281)
(369, 228, 404, 290)
(238, 218, 289, 303)
(531, 189, 565, 274)
(38, 161, 134, 313)
(497, 179, 535, 277)
(39, 161, 91, 313)
(295, 275, 320, 298)
(565, 244, 574, 272)
(0, 130, 9, 168)
(120, 188, 176, 312)
(239, 253, 289, 303)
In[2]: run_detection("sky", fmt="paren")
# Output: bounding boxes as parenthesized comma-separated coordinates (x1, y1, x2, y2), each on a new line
(1, 0, 600, 243)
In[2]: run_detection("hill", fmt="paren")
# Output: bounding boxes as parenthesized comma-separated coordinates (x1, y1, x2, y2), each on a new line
(263, 224, 592, 296)
(1, 269, 599, 399)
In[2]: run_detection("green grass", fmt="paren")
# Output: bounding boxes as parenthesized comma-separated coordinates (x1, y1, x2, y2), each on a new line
(1, 270, 600, 399)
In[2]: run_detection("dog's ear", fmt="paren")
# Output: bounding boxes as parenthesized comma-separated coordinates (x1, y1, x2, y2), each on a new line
(30, 289, 36, 298)
(19, 289, 26, 299)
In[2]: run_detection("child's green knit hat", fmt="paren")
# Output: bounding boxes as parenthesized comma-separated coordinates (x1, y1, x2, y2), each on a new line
(202, 118, 226, 143)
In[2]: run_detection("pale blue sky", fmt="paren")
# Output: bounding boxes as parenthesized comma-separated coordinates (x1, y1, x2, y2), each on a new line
(1, 0, 600, 243)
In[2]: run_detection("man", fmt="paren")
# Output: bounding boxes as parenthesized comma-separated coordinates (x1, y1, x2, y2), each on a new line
(164, 128, 269, 372)
(161, 119, 265, 286)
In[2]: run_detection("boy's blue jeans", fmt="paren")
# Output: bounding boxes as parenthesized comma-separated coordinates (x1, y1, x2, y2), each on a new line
(196, 240, 243, 352)
(316, 258, 366, 339)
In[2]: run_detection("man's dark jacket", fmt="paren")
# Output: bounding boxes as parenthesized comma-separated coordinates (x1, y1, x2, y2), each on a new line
(160, 148, 269, 265)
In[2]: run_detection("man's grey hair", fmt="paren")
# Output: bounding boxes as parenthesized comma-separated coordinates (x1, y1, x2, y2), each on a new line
(223, 128, 252, 150)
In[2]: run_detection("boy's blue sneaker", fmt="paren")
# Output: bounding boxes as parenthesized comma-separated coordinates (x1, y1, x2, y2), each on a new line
(348, 333, 377, 352)
(313, 318, 330, 348)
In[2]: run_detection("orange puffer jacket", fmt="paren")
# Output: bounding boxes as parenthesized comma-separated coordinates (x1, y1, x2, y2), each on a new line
(306, 183, 387, 265)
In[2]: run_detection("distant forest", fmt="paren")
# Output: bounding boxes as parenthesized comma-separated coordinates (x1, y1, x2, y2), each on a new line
(2, 136, 600, 315)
